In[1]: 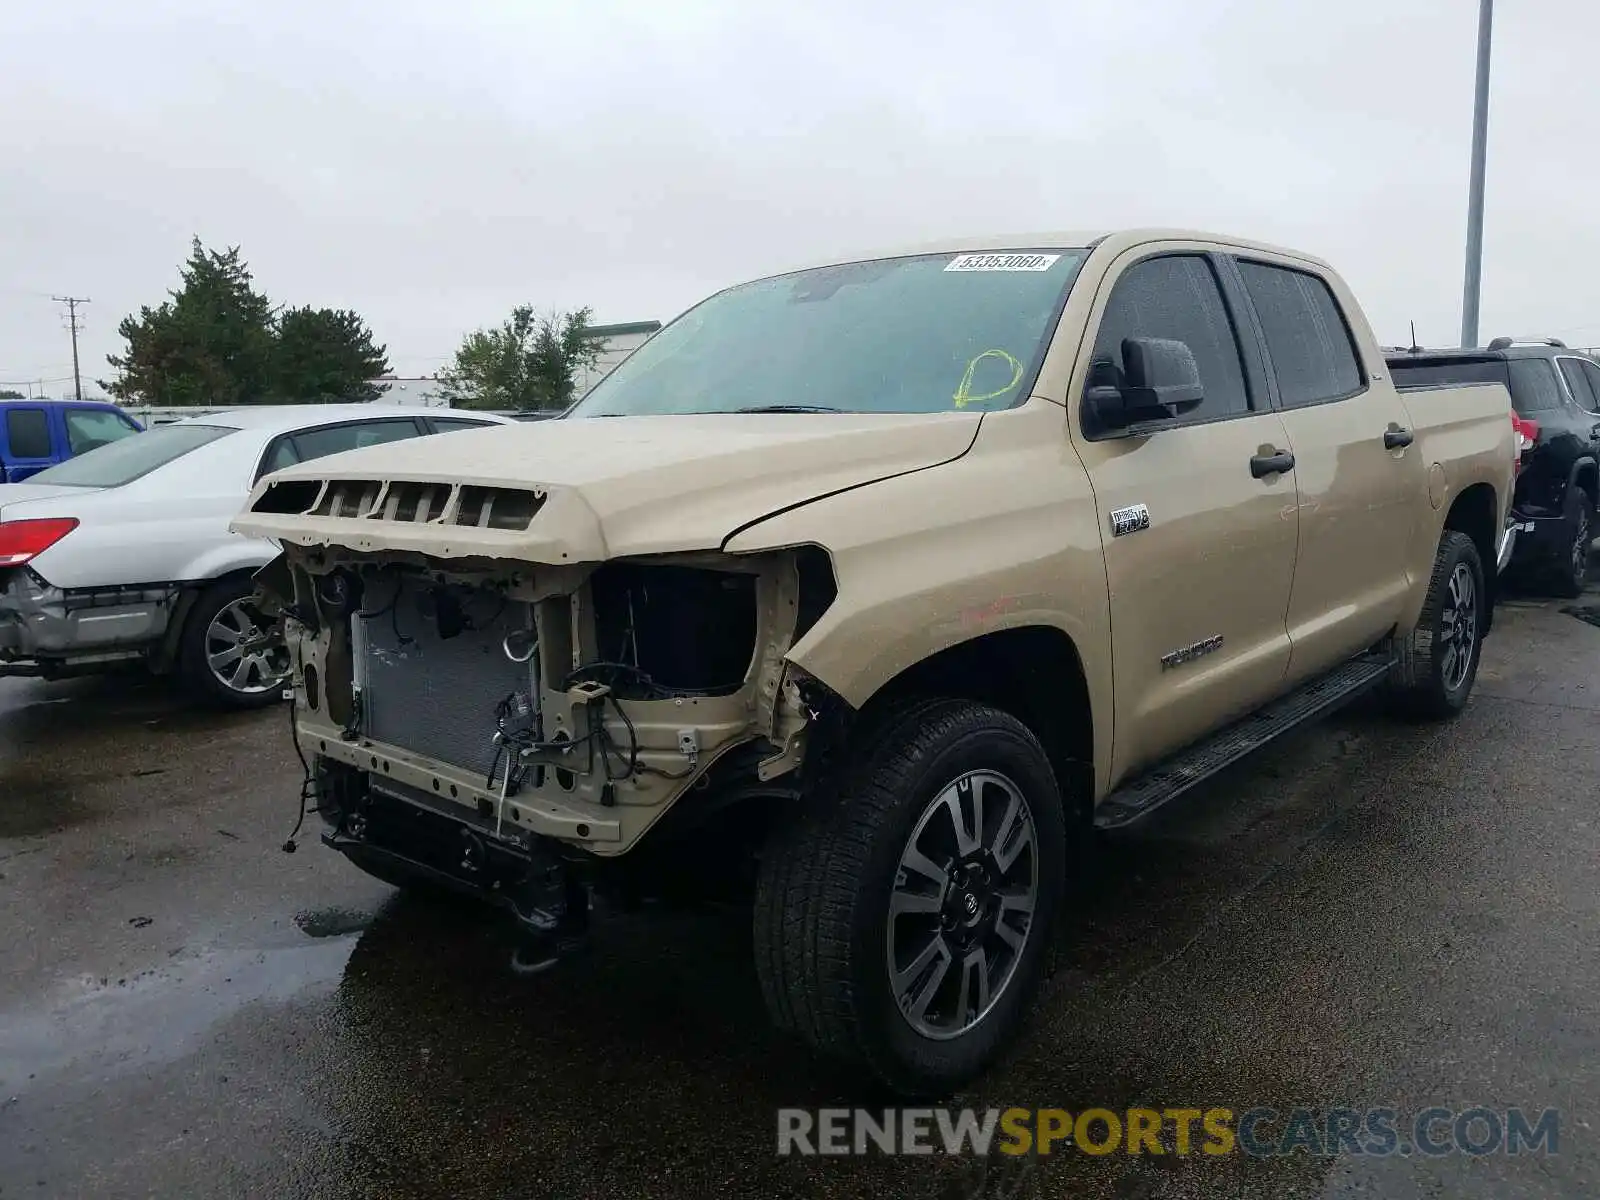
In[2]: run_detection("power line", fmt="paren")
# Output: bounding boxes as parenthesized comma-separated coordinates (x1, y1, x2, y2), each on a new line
(50, 295, 91, 402)
(0, 376, 81, 400)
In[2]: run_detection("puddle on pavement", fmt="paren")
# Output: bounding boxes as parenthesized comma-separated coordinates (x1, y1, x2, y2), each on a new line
(1562, 604, 1600, 630)
(306, 889, 1343, 1200)
(294, 905, 376, 938)
(0, 776, 94, 838)
(0, 937, 361, 1090)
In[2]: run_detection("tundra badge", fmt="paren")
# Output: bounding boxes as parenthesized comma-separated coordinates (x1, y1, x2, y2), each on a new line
(1110, 503, 1151, 537)
(1160, 634, 1224, 670)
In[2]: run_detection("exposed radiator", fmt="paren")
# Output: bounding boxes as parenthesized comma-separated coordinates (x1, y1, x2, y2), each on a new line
(353, 576, 536, 781)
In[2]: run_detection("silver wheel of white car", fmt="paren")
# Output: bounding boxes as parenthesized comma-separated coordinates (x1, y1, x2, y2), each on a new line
(206, 596, 290, 696)
(179, 576, 289, 710)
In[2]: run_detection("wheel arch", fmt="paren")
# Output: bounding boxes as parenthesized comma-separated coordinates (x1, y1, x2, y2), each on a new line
(151, 567, 275, 684)
(854, 624, 1095, 823)
(1443, 481, 1500, 632)
(1568, 456, 1598, 507)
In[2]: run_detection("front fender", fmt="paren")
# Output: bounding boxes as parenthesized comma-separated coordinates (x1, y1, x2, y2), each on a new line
(724, 403, 1117, 797)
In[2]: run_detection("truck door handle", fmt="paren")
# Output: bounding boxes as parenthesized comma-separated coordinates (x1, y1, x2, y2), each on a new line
(1250, 450, 1295, 478)
(1384, 428, 1414, 450)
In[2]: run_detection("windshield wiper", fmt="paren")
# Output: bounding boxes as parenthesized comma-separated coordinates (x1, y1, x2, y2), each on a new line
(732, 404, 845, 414)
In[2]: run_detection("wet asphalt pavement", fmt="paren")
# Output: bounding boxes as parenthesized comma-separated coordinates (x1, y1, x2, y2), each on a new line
(3, 591, 1599, 1199)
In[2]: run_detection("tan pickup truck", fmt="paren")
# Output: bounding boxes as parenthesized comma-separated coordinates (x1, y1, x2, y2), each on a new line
(234, 229, 1515, 1095)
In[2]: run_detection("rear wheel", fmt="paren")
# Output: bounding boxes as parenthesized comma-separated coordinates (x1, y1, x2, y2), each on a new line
(753, 698, 1068, 1096)
(1385, 531, 1485, 719)
(1550, 488, 1594, 598)
(179, 576, 290, 710)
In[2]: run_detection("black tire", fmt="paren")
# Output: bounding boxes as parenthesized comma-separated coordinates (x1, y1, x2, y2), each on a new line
(753, 698, 1069, 1096)
(178, 575, 290, 710)
(1385, 530, 1486, 720)
(1549, 488, 1594, 599)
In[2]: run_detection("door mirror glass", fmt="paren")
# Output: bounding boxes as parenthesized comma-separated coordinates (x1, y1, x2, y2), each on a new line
(1123, 337, 1205, 415)
(1083, 337, 1206, 431)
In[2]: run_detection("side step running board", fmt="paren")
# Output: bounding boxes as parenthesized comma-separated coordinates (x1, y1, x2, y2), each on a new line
(1093, 654, 1394, 831)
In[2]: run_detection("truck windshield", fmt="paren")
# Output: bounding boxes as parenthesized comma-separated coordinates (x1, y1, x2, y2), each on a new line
(568, 250, 1087, 418)
(27, 423, 236, 487)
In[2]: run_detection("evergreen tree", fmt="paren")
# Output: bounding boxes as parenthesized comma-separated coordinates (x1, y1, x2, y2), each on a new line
(106, 238, 276, 405)
(104, 238, 391, 405)
(273, 307, 389, 402)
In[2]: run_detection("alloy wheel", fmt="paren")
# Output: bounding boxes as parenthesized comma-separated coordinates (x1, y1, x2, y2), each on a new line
(1440, 562, 1478, 692)
(886, 770, 1039, 1041)
(205, 597, 290, 696)
(1572, 509, 1591, 586)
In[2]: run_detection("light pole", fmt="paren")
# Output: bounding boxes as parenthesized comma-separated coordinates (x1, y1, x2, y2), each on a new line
(1460, 0, 1494, 348)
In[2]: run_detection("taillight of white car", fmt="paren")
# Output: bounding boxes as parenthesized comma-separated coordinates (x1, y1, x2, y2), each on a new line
(0, 517, 79, 568)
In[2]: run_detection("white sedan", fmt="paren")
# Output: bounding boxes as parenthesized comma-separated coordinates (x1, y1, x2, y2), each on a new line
(0, 404, 513, 708)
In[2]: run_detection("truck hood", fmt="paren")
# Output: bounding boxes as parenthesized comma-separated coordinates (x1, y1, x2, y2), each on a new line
(231, 411, 982, 562)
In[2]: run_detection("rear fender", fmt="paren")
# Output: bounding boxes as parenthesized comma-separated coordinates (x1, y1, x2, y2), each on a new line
(148, 542, 278, 674)
(176, 538, 279, 586)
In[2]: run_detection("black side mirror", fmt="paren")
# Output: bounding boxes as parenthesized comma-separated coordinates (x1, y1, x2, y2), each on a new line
(1084, 337, 1205, 432)
(1123, 337, 1204, 416)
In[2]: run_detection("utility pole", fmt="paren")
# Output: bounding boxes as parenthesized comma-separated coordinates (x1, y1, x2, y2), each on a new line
(52, 295, 90, 401)
(1460, 0, 1494, 349)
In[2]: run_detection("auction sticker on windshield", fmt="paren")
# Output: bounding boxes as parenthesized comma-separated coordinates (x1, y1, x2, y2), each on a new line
(944, 252, 1062, 272)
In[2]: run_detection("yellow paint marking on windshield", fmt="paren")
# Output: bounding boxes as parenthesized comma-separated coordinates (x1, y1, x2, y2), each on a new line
(952, 349, 1024, 409)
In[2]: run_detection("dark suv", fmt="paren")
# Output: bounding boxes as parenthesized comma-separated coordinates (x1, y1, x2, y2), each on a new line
(1388, 337, 1600, 596)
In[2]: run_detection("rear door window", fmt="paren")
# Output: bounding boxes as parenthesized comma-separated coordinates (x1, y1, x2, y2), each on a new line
(1235, 261, 1365, 408)
(1505, 359, 1567, 415)
(427, 417, 498, 433)
(273, 419, 425, 473)
(258, 436, 302, 477)
(255, 419, 426, 482)
(1558, 359, 1597, 409)
(64, 408, 141, 456)
(285, 418, 424, 466)
(5, 408, 53, 459)
(1578, 359, 1600, 414)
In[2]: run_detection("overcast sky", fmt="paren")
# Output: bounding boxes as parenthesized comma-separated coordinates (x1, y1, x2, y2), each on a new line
(2, 0, 1596, 396)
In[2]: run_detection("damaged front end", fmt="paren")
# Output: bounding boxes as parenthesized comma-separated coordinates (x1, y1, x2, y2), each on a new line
(244, 472, 843, 943)
(272, 547, 822, 841)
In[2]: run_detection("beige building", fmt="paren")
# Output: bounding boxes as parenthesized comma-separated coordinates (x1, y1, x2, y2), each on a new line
(572, 320, 662, 396)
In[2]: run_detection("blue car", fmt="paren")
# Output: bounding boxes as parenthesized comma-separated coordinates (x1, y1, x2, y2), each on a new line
(0, 399, 144, 482)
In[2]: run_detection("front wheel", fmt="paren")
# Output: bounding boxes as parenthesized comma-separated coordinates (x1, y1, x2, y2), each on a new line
(753, 698, 1069, 1096)
(178, 576, 291, 710)
(1385, 530, 1485, 720)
